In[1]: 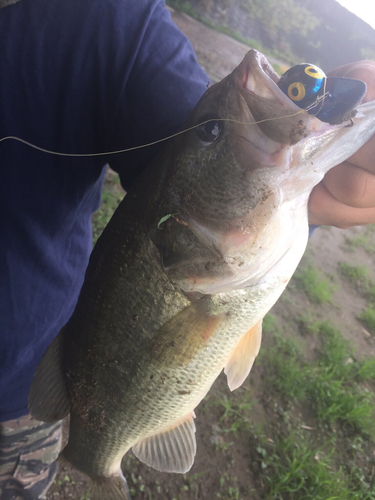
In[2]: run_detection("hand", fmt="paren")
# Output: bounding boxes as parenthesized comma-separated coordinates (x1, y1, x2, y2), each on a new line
(308, 61, 375, 228)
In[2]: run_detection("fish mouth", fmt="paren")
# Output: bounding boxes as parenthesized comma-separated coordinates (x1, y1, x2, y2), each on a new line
(232, 50, 375, 197)
(229, 50, 314, 145)
(238, 51, 305, 116)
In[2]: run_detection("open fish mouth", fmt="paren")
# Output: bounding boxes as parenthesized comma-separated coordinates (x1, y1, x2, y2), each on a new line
(236, 50, 313, 143)
(238, 50, 350, 123)
(239, 51, 284, 102)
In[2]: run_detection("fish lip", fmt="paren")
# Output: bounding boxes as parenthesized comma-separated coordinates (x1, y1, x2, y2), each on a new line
(243, 50, 280, 85)
(233, 50, 318, 146)
(238, 50, 301, 112)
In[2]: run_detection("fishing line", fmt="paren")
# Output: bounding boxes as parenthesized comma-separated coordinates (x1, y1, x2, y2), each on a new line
(0, 109, 308, 158)
(305, 77, 329, 116)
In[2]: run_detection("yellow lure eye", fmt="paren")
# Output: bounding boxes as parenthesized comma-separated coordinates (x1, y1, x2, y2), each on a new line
(287, 82, 306, 101)
(305, 65, 325, 79)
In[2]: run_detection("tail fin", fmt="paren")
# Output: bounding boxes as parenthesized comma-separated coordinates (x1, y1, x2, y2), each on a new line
(91, 473, 131, 500)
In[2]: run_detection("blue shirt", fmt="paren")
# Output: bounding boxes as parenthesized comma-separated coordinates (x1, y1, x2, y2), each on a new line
(0, 0, 209, 421)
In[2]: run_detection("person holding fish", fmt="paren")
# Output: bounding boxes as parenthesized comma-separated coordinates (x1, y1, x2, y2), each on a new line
(1, 0, 375, 499)
(309, 61, 375, 229)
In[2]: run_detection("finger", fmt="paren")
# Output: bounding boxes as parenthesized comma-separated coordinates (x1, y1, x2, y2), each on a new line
(322, 163, 375, 208)
(335, 62, 375, 175)
(327, 60, 375, 172)
(347, 135, 375, 175)
(308, 182, 375, 228)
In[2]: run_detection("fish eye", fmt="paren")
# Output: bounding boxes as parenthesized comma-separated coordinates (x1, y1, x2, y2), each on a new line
(287, 82, 306, 102)
(195, 117, 223, 144)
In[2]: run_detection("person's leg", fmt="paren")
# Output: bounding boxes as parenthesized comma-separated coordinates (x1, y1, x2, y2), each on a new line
(0, 414, 62, 500)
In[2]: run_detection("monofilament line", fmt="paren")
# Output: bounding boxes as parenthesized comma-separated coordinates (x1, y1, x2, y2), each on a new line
(0, 109, 308, 158)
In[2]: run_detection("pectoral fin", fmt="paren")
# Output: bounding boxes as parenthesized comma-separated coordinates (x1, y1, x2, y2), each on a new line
(149, 298, 226, 367)
(132, 413, 196, 473)
(224, 320, 262, 391)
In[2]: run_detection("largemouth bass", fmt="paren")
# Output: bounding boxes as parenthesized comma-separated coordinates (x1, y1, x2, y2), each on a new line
(29, 50, 375, 500)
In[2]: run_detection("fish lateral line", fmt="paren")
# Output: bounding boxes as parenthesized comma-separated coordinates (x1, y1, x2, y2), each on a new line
(0, 109, 309, 158)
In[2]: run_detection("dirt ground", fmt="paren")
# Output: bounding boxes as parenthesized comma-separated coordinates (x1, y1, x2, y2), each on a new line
(46, 7, 375, 500)
(166, 7, 288, 82)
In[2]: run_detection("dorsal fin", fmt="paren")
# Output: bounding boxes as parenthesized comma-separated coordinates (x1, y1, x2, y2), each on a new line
(224, 320, 262, 391)
(132, 413, 196, 473)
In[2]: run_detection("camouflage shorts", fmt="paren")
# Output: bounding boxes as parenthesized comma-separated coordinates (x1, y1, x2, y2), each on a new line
(0, 414, 62, 500)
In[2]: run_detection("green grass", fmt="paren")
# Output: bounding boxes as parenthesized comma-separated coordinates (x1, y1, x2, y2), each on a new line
(212, 314, 375, 451)
(317, 321, 352, 375)
(261, 322, 375, 435)
(344, 226, 375, 254)
(293, 264, 337, 304)
(358, 307, 375, 334)
(261, 335, 310, 401)
(345, 234, 369, 252)
(235, 319, 375, 499)
(216, 475, 241, 499)
(258, 433, 340, 499)
(308, 371, 374, 433)
(356, 357, 375, 382)
(367, 285, 375, 304)
(338, 262, 375, 305)
(338, 262, 369, 284)
(262, 313, 277, 333)
(92, 171, 124, 244)
(56, 474, 74, 487)
(252, 430, 375, 500)
(216, 393, 256, 434)
(310, 323, 375, 432)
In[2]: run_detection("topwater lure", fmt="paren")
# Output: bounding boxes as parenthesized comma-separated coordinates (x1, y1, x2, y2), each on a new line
(277, 63, 367, 124)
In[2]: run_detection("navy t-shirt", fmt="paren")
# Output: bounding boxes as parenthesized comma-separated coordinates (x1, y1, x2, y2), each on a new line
(0, 0, 209, 421)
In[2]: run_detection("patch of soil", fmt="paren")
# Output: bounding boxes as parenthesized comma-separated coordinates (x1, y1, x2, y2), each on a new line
(168, 7, 250, 83)
(167, 6, 287, 83)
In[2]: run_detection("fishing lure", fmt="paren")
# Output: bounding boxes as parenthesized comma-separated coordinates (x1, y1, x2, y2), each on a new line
(277, 63, 367, 124)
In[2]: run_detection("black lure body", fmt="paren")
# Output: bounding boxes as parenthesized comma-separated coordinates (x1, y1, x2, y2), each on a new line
(277, 63, 366, 124)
